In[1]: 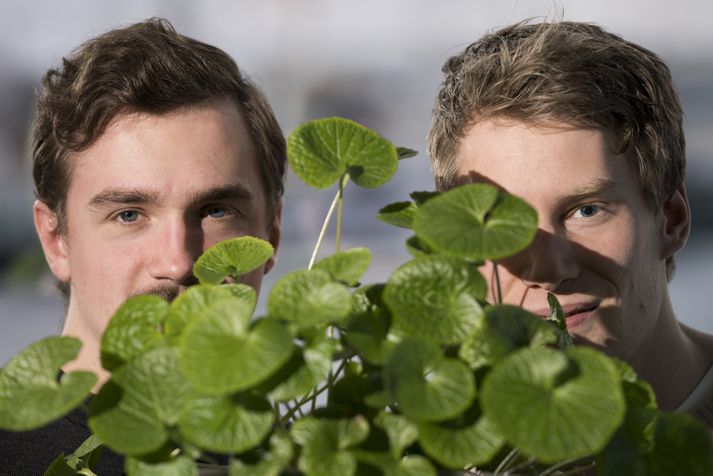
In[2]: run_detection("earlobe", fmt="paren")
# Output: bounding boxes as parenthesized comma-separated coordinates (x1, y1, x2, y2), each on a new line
(33, 200, 71, 283)
(660, 185, 691, 259)
(263, 200, 282, 275)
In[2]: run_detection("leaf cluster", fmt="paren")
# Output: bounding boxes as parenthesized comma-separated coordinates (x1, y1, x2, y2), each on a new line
(1, 118, 712, 476)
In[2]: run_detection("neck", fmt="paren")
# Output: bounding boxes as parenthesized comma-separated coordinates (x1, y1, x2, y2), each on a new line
(629, 293, 713, 411)
(60, 301, 110, 392)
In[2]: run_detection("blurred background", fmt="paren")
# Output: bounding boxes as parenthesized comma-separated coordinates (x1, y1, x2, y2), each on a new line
(1, 0, 711, 365)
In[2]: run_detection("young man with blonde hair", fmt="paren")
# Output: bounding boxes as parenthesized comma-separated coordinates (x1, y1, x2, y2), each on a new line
(428, 21, 713, 424)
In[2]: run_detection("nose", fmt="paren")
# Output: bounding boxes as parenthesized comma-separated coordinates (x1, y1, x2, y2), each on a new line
(148, 218, 201, 286)
(504, 227, 579, 291)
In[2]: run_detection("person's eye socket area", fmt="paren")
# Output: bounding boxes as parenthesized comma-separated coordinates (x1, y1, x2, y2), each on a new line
(572, 204, 601, 219)
(110, 208, 144, 225)
(200, 204, 240, 220)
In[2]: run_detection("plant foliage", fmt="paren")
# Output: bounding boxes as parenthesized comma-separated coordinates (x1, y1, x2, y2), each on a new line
(2, 117, 712, 476)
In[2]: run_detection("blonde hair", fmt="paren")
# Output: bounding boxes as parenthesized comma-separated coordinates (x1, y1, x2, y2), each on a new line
(428, 20, 685, 209)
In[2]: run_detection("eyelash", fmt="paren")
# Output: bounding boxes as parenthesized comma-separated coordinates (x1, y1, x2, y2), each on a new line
(112, 209, 143, 224)
(201, 205, 239, 219)
(109, 204, 239, 226)
(566, 202, 608, 223)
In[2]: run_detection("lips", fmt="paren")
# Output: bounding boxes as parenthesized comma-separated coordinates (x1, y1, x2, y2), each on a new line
(532, 301, 599, 329)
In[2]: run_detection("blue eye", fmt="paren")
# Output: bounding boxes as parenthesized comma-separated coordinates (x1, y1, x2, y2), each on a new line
(573, 204, 600, 218)
(206, 207, 226, 218)
(118, 210, 139, 223)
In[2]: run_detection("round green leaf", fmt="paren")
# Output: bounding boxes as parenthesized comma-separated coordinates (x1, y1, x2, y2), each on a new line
(404, 235, 434, 258)
(268, 336, 340, 402)
(89, 347, 191, 455)
(288, 117, 398, 189)
(414, 183, 537, 260)
(481, 347, 625, 463)
(383, 257, 485, 344)
(165, 284, 256, 345)
(179, 393, 274, 453)
(180, 300, 294, 395)
(344, 285, 392, 365)
(125, 454, 197, 476)
(291, 416, 370, 476)
(193, 236, 274, 285)
(597, 409, 713, 476)
(0, 336, 96, 431)
(377, 201, 417, 229)
(313, 248, 372, 286)
(418, 413, 504, 468)
(459, 304, 559, 370)
(354, 451, 437, 476)
(229, 431, 293, 476)
(101, 295, 169, 371)
(384, 338, 475, 422)
(268, 268, 352, 329)
(374, 412, 419, 459)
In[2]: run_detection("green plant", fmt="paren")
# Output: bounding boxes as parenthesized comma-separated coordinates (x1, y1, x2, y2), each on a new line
(2, 117, 712, 475)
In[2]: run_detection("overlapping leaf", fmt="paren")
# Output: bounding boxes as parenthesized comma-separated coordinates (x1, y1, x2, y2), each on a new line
(268, 268, 352, 329)
(229, 431, 293, 476)
(193, 236, 274, 285)
(268, 336, 340, 402)
(101, 295, 169, 371)
(291, 416, 370, 476)
(0, 336, 95, 431)
(481, 347, 625, 463)
(377, 201, 417, 229)
(164, 284, 256, 345)
(384, 338, 475, 422)
(383, 257, 486, 344)
(179, 393, 274, 453)
(414, 183, 537, 260)
(89, 347, 191, 455)
(125, 454, 197, 476)
(417, 412, 504, 469)
(287, 117, 398, 189)
(313, 248, 372, 286)
(343, 285, 392, 365)
(179, 299, 293, 395)
(459, 304, 559, 369)
(597, 409, 713, 475)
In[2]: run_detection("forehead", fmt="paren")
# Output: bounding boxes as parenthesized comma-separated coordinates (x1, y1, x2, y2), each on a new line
(66, 100, 262, 204)
(455, 119, 640, 201)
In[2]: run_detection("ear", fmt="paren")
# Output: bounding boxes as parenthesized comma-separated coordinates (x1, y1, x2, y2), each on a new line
(263, 199, 282, 275)
(660, 185, 691, 259)
(33, 200, 71, 283)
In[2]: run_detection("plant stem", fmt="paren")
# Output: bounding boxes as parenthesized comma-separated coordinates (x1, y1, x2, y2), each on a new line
(307, 175, 349, 269)
(540, 457, 594, 475)
(335, 175, 345, 253)
(493, 447, 519, 474)
(493, 262, 503, 304)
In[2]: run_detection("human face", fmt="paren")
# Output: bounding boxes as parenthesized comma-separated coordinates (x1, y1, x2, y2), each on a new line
(455, 119, 675, 363)
(35, 100, 280, 342)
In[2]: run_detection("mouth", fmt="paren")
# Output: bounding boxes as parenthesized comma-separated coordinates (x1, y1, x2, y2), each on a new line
(533, 302, 599, 330)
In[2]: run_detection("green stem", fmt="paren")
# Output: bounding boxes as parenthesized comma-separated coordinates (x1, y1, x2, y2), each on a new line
(540, 457, 594, 476)
(493, 447, 519, 474)
(307, 175, 349, 270)
(493, 262, 503, 304)
(335, 176, 345, 253)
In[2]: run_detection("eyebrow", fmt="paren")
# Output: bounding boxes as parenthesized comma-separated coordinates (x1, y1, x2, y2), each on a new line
(88, 189, 159, 208)
(565, 179, 617, 200)
(87, 184, 254, 209)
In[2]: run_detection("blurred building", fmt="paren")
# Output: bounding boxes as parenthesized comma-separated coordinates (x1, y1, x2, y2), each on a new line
(1, 0, 711, 364)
